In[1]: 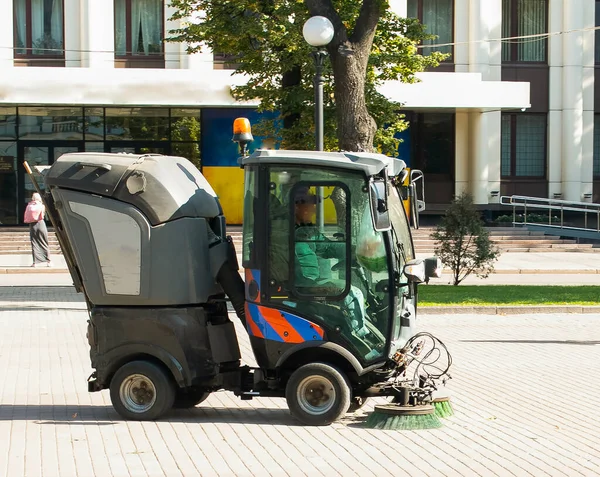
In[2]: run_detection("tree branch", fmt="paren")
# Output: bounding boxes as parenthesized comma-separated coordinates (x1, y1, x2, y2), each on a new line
(351, 0, 386, 45)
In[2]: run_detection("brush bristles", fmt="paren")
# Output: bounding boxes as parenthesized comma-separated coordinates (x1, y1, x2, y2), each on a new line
(365, 412, 443, 430)
(433, 399, 454, 418)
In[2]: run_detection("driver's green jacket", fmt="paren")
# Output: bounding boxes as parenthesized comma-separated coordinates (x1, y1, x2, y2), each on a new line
(294, 224, 344, 286)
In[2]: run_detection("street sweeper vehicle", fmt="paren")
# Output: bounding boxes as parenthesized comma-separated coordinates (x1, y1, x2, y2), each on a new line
(28, 119, 451, 426)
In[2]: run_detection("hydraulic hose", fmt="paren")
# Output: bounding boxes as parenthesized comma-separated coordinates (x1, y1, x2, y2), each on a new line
(215, 237, 247, 326)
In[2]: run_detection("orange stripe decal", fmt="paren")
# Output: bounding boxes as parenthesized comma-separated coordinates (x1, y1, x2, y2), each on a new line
(257, 305, 305, 343)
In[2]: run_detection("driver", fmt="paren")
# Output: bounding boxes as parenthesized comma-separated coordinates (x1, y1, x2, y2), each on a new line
(293, 188, 368, 335)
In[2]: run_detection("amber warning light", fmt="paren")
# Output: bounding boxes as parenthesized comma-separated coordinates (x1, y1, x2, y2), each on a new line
(232, 117, 254, 157)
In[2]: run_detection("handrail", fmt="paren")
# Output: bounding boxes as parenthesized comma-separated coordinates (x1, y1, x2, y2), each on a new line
(500, 195, 600, 233)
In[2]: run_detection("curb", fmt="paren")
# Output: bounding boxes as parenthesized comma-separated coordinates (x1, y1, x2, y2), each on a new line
(419, 305, 600, 315)
(0, 268, 69, 274)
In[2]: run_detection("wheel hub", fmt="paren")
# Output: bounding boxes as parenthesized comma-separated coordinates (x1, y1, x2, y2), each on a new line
(297, 376, 336, 415)
(120, 374, 157, 413)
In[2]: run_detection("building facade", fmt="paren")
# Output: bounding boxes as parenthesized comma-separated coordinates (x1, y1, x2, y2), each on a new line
(6, 0, 582, 227)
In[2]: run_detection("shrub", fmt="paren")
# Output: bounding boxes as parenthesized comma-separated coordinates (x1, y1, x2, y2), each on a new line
(432, 192, 500, 286)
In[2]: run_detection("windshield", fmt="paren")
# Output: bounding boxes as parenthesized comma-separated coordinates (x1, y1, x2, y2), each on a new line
(388, 184, 414, 266)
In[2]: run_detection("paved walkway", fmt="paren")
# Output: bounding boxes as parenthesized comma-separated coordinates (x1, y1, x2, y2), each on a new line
(0, 286, 599, 476)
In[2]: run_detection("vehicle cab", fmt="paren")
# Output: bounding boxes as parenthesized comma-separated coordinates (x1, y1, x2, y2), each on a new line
(240, 149, 440, 376)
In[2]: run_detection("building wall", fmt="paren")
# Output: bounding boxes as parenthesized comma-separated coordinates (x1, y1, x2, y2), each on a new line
(1, 0, 564, 227)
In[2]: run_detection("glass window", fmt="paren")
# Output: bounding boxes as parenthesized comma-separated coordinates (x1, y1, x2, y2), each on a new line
(18, 106, 83, 140)
(501, 115, 512, 176)
(171, 109, 200, 142)
(172, 143, 200, 168)
(411, 113, 454, 174)
(105, 107, 169, 140)
(242, 167, 258, 266)
(501, 113, 546, 177)
(407, 0, 453, 58)
(13, 0, 64, 57)
(0, 108, 17, 140)
(502, 0, 548, 62)
(85, 108, 104, 141)
(0, 142, 18, 224)
(594, 115, 600, 177)
(115, 0, 164, 57)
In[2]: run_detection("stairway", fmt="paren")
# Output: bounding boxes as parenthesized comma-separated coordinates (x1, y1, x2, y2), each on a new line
(0, 227, 62, 256)
(411, 226, 600, 254)
(1, 224, 598, 267)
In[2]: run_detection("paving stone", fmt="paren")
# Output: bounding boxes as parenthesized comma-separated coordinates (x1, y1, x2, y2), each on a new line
(1, 287, 600, 476)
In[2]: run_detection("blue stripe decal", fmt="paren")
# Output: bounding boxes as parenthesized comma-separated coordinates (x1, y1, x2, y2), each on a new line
(247, 303, 283, 342)
(281, 311, 324, 341)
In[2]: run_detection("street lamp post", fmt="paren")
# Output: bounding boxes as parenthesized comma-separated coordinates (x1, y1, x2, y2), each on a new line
(303, 16, 334, 229)
(302, 15, 334, 152)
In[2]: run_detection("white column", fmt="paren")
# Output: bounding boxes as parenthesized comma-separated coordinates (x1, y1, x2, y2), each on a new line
(547, 0, 563, 198)
(454, 0, 469, 72)
(469, 112, 490, 204)
(64, 0, 81, 67)
(547, 111, 562, 197)
(81, 0, 114, 68)
(164, 3, 180, 69)
(468, 0, 501, 80)
(455, 112, 470, 195)
(487, 111, 501, 203)
(561, 0, 584, 202)
(581, 0, 595, 201)
(0, 0, 14, 68)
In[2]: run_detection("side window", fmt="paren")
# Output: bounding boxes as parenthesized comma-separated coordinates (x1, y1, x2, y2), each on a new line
(242, 168, 257, 266)
(291, 184, 349, 298)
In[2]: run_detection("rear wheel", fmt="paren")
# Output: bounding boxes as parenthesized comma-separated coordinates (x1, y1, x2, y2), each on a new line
(109, 360, 175, 421)
(285, 362, 351, 426)
(173, 388, 211, 409)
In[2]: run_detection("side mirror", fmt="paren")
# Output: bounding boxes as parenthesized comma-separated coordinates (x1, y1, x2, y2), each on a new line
(424, 256, 443, 281)
(403, 259, 425, 283)
(369, 180, 390, 231)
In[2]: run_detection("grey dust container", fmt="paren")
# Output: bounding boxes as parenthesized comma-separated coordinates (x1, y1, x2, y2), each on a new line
(45, 153, 231, 306)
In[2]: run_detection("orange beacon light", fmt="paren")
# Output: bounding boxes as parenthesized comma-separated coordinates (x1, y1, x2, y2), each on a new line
(233, 118, 254, 156)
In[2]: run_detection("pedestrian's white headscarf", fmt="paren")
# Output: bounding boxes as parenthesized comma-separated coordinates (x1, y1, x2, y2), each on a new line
(32, 193, 42, 202)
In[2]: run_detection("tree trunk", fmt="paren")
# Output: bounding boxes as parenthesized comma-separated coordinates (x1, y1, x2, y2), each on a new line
(329, 46, 377, 152)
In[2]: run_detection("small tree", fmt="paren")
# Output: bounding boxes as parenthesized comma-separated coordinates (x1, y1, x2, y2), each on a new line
(431, 192, 500, 286)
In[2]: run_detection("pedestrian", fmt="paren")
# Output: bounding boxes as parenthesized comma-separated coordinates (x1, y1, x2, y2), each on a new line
(24, 192, 51, 268)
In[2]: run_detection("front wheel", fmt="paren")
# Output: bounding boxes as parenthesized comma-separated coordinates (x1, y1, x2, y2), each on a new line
(285, 362, 351, 426)
(109, 360, 175, 421)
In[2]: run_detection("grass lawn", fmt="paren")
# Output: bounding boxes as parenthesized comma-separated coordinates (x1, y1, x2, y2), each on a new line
(418, 285, 600, 307)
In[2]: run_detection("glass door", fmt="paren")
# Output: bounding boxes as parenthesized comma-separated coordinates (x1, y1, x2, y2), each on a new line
(17, 142, 83, 224)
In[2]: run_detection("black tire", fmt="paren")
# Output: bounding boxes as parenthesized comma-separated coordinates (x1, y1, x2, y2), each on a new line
(173, 388, 211, 409)
(347, 396, 369, 413)
(285, 362, 351, 426)
(109, 360, 175, 421)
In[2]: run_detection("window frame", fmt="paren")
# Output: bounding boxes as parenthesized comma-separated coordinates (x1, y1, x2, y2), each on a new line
(289, 181, 351, 301)
(593, 114, 600, 178)
(501, 112, 548, 179)
(407, 0, 455, 62)
(502, 0, 549, 64)
(13, 0, 65, 59)
(114, 0, 165, 60)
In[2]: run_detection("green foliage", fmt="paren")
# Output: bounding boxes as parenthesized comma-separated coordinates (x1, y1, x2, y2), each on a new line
(168, 0, 447, 154)
(495, 213, 561, 224)
(418, 286, 600, 306)
(431, 192, 500, 286)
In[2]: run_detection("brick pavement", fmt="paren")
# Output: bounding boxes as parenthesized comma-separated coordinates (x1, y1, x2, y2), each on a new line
(1, 286, 600, 476)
